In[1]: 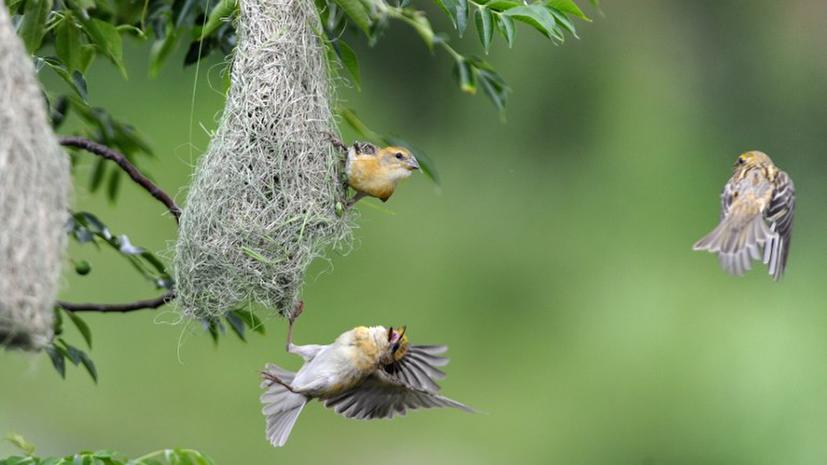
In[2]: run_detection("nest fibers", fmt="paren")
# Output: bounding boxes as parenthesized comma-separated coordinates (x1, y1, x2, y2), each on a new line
(174, 0, 352, 319)
(0, 3, 71, 350)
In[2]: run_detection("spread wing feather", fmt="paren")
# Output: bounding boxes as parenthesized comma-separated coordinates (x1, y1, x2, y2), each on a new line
(322, 374, 473, 420)
(383, 345, 448, 393)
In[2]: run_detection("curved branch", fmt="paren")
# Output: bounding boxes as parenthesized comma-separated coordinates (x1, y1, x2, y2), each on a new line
(58, 136, 180, 313)
(58, 291, 176, 313)
(59, 136, 182, 223)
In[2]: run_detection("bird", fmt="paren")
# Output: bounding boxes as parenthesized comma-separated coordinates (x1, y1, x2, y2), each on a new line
(693, 150, 795, 280)
(343, 141, 420, 206)
(259, 303, 472, 447)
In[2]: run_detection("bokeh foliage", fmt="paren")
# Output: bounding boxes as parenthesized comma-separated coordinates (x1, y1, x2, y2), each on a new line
(5, 1, 827, 464)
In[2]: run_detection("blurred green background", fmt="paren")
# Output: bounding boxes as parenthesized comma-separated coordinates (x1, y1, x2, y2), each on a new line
(4, 1, 827, 464)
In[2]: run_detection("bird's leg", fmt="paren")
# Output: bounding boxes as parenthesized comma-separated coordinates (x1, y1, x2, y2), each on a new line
(323, 131, 348, 153)
(286, 300, 304, 353)
(347, 191, 368, 208)
(261, 371, 300, 394)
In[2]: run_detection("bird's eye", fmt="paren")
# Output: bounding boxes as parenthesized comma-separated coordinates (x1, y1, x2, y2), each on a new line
(737, 156, 746, 165)
(395, 152, 404, 160)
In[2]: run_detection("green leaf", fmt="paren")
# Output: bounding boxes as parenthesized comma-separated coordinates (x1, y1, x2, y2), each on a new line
(434, 0, 459, 28)
(36, 57, 89, 101)
(89, 158, 107, 192)
(5, 433, 36, 456)
(231, 309, 265, 335)
(20, 0, 53, 53)
(53, 306, 64, 336)
(495, 14, 515, 48)
(67, 1, 128, 77)
(455, 0, 469, 36)
(149, 25, 179, 78)
(335, 39, 360, 91)
(503, 4, 557, 39)
(469, 56, 509, 111)
(475, 6, 493, 53)
(57, 338, 82, 365)
(205, 319, 221, 346)
(332, 0, 371, 35)
(197, 0, 238, 40)
(65, 310, 92, 349)
(485, 0, 519, 11)
(338, 107, 382, 142)
(396, 10, 434, 49)
(45, 345, 66, 378)
(224, 312, 245, 341)
(547, 0, 589, 20)
(452, 57, 476, 94)
(78, 350, 98, 383)
(56, 13, 85, 72)
(107, 169, 122, 201)
(89, 19, 127, 78)
(549, 7, 578, 38)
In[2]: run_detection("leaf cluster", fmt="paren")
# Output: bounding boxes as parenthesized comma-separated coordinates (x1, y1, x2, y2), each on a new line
(1, 437, 215, 465)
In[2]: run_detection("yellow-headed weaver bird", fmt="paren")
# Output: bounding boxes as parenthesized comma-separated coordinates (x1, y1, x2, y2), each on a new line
(259, 303, 472, 447)
(693, 151, 795, 280)
(344, 141, 420, 205)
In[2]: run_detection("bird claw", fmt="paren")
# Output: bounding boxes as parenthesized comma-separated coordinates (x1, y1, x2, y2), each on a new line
(323, 131, 347, 152)
(288, 300, 304, 325)
(262, 371, 297, 393)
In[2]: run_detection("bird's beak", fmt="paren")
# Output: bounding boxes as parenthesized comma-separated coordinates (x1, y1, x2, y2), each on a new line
(389, 325, 407, 343)
(406, 157, 420, 171)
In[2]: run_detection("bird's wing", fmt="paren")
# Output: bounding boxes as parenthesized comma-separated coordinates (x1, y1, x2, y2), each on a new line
(382, 344, 449, 393)
(764, 170, 795, 280)
(322, 373, 473, 420)
(353, 141, 377, 155)
(720, 178, 736, 221)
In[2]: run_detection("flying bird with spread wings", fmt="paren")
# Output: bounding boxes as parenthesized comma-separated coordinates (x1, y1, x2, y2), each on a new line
(259, 303, 472, 447)
(693, 151, 795, 280)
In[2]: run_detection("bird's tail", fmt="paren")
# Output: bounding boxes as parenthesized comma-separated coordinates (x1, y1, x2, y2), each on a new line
(260, 363, 308, 447)
(693, 213, 775, 276)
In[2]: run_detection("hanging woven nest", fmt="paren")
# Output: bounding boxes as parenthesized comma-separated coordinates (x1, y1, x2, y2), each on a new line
(0, 2, 71, 350)
(174, 0, 352, 319)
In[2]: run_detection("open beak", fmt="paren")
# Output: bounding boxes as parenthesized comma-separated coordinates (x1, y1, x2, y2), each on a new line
(406, 157, 420, 171)
(389, 325, 407, 343)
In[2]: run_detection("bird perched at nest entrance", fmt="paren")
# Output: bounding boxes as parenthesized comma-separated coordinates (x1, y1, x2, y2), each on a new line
(693, 151, 795, 280)
(328, 135, 420, 206)
(259, 303, 472, 447)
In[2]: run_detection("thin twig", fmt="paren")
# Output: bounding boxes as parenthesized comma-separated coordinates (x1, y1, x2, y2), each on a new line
(57, 136, 180, 313)
(58, 291, 176, 313)
(59, 136, 182, 223)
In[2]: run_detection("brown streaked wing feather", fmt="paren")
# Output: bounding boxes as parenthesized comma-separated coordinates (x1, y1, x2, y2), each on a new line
(322, 374, 473, 420)
(720, 178, 736, 222)
(764, 170, 795, 280)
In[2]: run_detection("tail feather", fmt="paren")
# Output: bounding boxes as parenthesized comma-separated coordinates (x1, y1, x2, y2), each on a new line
(694, 214, 776, 277)
(260, 363, 308, 447)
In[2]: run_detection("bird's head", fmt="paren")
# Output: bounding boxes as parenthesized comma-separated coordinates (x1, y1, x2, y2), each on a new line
(734, 151, 777, 180)
(378, 146, 419, 180)
(384, 325, 409, 363)
(734, 151, 774, 170)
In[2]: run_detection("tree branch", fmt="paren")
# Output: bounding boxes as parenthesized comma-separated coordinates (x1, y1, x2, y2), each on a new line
(59, 136, 182, 223)
(57, 136, 180, 313)
(58, 291, 176, 313)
